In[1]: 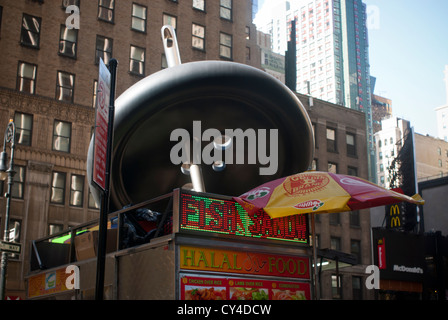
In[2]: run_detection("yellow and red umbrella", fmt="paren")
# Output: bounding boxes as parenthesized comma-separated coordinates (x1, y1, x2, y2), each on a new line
(235, 171, 424, 219)
(234, 171, 424, 300)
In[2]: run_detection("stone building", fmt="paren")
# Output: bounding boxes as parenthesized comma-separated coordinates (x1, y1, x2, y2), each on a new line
(298, 93, 374, 300)
(0, 0, 259, 299)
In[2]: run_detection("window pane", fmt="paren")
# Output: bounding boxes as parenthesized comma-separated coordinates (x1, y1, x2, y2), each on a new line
(20, 63, 36, 79)
(53, 121, 71, 152)
(98, 0, 114, 22)
(163, 14, 176, 29)
(12, 166, 25, 199)
(193, 0, 205, 11)
(14, 113, 32, 146)
(59, 26, 77, 57)
(192, 24, 205, 50)
(96, 36, 113, 65)
(132, 4, 146, 32)
(21, 14, 41, 47)
(130, 46, 145, 75)
(70, 175, 84, 206)
(220, 0, 232, 19)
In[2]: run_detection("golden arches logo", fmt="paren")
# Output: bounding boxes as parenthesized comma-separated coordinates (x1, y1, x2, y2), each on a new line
(389, 204, 401, 227)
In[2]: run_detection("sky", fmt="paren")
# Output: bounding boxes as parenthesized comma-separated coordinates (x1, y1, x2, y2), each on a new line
(257, 0, 448, 138)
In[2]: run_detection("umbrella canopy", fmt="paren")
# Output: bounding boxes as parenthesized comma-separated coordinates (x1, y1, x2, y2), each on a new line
(234, 171, 424, 219)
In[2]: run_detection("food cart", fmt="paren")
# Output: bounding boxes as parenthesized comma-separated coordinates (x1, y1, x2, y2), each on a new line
(27, 189, 312, 300)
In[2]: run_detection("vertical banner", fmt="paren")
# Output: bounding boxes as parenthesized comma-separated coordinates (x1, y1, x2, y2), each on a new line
(93, 58, 111, 191)
(94, 58, 118, 300)
(377, 237, 386, 270)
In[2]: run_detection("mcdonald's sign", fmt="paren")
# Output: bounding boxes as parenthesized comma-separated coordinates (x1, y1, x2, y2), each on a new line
(387, 204, 402, 229)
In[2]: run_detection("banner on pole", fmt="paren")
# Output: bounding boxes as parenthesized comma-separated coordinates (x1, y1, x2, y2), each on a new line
(93, 58, 111, 191)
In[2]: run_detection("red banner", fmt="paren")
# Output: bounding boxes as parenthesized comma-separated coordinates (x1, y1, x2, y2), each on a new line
(377, 238, 386, 269)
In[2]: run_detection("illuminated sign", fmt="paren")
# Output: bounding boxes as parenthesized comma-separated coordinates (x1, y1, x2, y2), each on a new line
(179, 192, 308, 244)
(387, 204, 402, 228)
(180, 246, 310, 279)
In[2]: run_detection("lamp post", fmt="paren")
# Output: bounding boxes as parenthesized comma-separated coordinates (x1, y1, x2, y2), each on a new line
(0, 120, 16, 300)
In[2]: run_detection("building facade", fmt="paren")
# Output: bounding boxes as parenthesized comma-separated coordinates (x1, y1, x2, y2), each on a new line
(435, 65, 448, 142)
(255, 0, 375, 182)
(375, 116, 448, 189)
(298, 92, 374, 300)
(0, 0, 259, 299)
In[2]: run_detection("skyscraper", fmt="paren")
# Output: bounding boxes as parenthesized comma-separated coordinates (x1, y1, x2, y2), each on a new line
(436, 65, 448, 142)
(255, 0, 375, 181)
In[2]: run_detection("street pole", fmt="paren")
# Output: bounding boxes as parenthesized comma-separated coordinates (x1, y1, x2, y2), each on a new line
(95, 59, 118, 300)
(0, 120, 16, 300)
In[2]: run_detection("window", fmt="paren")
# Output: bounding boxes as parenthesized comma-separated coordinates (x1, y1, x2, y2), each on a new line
(70, 174, 84, 207)
(351, 240, 361, 264)
(193, 0, 205, 11)
(346, 132, 356, 156)
(53, 120, 71, 152)
(98, 0, 114, 23)
(49, 224, 64, 236)
(50, 172, 66, 204)
(311, 159, 318, 171)
(352, 276, 362, 300)
(349, 210, 360, 227)
(21, 14, 41, 48)
(59, 25, 78, 58)
(95, 35, 113, 65)
(56, 71, 75, 102)
(62, 0, 80, 7)
(220, 0, 232, 20)
(330, 236, 341, 250)
(17, 62, 37, 94)
(192, 24, 205, 50)
(131, 4, 147, 32)
(12, 165, 25, 199)
(347, 166, 357, 176)
(326, 127, 336, 152)
(163, 14, 177, 30)
(88, 189, 99, 209)
(129, 45, 145, 76)
(328, 162, 337, 173)
(93, 80, 98, 108)
(331, 274, 342, 299)
(14, 112, 33, 146)
(219, 32, 232, 59)
(329, 211, 339, 225)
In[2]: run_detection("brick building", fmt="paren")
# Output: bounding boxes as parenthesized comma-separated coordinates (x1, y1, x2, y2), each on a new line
(299, 93, 374, 300)
(0, 0, 259, 299)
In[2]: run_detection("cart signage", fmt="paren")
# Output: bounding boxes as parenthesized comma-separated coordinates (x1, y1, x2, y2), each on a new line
(180, 274, 310, 300)
(27, 267, 73, 298)
(180, 246, 310, 279)
(180, 193, 308, 244)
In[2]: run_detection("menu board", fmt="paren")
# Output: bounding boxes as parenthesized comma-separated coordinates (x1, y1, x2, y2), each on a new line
(180, 274, 310, 300)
